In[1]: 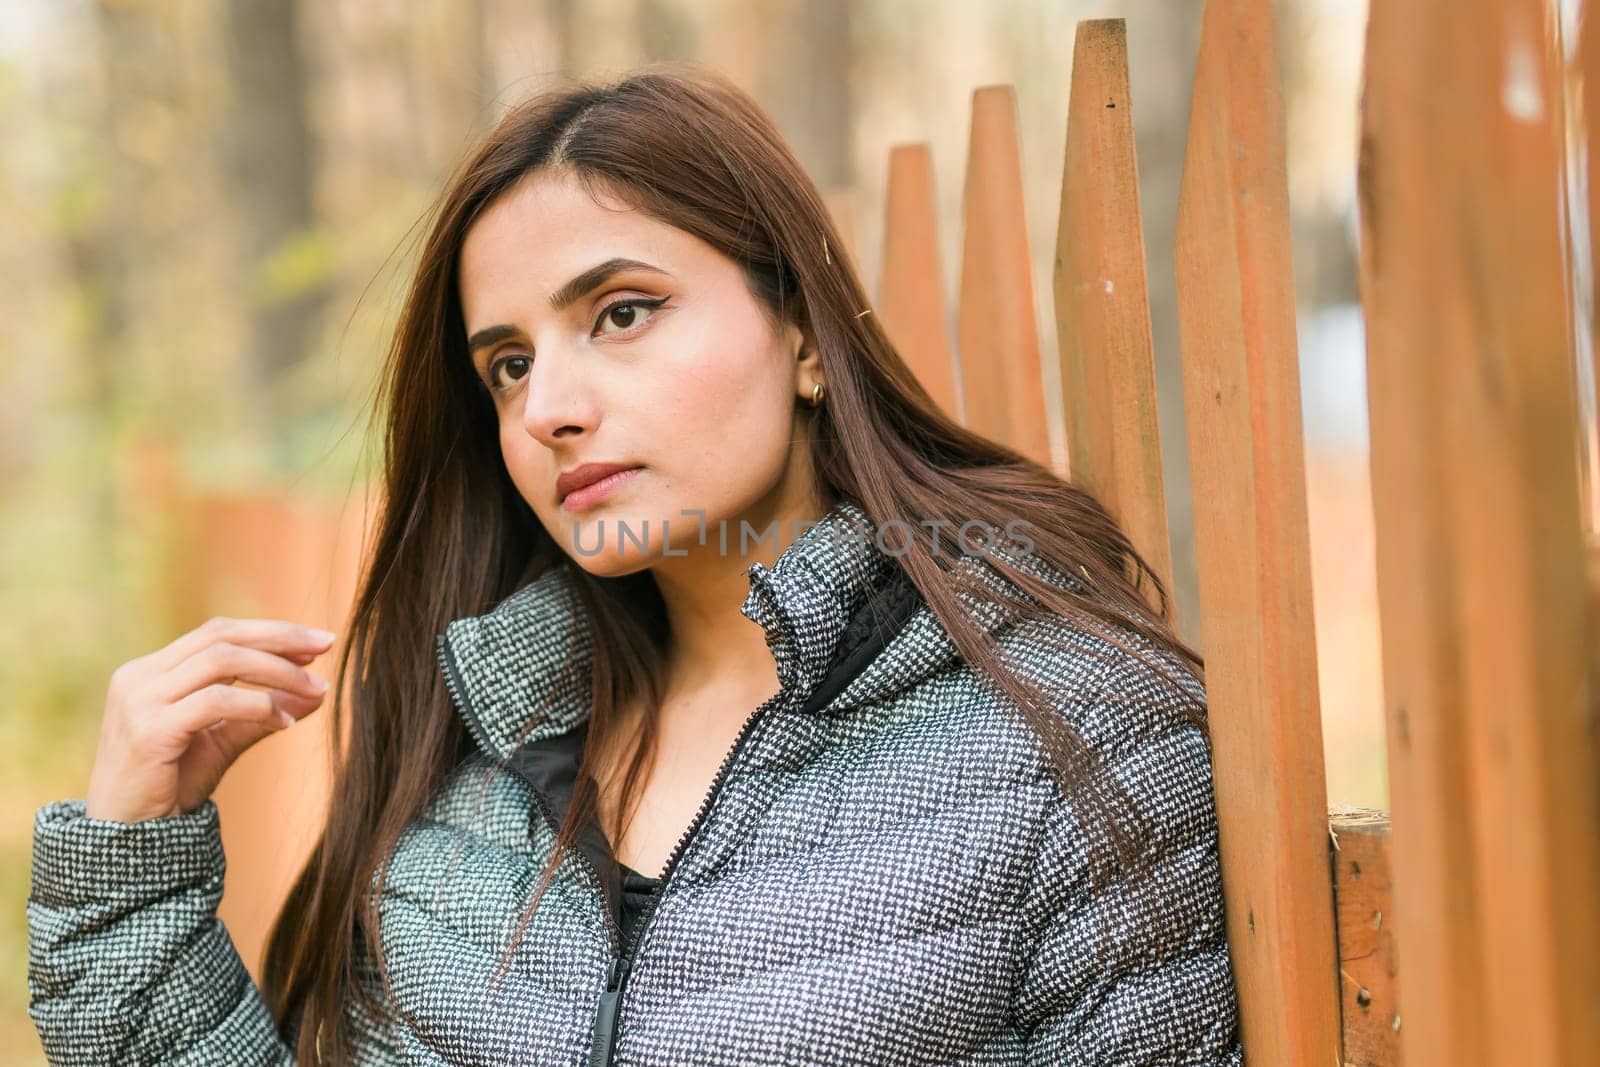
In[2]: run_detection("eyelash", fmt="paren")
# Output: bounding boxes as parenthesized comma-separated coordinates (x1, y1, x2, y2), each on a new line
(482, 296, 669, 395)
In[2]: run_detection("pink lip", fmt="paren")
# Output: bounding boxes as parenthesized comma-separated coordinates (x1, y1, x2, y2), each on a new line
(559, 466, 643, 512)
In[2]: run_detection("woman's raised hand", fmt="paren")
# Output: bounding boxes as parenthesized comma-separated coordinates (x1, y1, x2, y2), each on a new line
(84, 616, 336, 823)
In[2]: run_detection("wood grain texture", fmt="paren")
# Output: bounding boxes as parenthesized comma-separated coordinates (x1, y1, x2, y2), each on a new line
(956, 85, 1052, 470)
(879, 143, 960, 421)
(1358, 1, 1600, 1064)
(1355, 2, 1488, 1060)
(1329, 811, 1402, 1067)
(1053, 18, 1176, 623)
(1172, 0, 1343, 1062)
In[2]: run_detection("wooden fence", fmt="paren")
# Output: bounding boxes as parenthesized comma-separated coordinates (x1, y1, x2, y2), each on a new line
(869, 3, 1599, 1065)
(155, 1, 1600, 1063)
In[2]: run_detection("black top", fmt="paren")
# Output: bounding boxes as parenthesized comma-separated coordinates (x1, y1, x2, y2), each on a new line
(506, 716, 663, 949)
(500, 561, 923, 949)
(616, 859, 661, 949)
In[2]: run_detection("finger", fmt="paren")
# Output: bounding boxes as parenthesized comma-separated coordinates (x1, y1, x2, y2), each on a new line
(266, 685, 326, 723)
(164, 683, 290, 740)
(173, 718, 272, 792)
(197, 686, 322, 762)
(150, 617, 335, 674)
(151, 617, 334, 674)
(190, 719, 273, 773)
(158, 642, 329, 706)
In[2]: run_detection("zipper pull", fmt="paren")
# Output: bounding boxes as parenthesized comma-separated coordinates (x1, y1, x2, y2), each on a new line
(588, 955, 629, 1067)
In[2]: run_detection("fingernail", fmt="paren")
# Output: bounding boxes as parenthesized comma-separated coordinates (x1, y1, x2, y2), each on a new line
(310, 675, 329, 693)
(275, 710, 295, 728)
(311, 628, 336, 643)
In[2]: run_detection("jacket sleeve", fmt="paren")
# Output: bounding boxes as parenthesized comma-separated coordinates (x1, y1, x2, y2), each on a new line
(27, 797, 296, 1066)
(1010, 651, 1244, 1066)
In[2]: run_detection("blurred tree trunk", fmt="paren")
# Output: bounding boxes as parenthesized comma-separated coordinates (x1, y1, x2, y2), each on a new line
(465, 0, 491, 119)
(222, 0, 326, 432)
(547, 0, 695, 73)
(550, 0, 579, 74)
(56, 0, 150, 640)
(79, 1, 153, 424)
(406, 0, 493, 167)
(691, 0, 855, 197)
(69, 2, 203, 647)
(795, 0, 854, 194)
(639, 0, 697, 60)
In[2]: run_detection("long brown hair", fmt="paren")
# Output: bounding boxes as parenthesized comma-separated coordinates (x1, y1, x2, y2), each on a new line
(261, 61, 1209, 1064)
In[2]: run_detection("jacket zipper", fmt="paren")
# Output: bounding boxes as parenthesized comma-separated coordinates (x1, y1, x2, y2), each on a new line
(585, 683, 791, 1066)
(437, 631, 788, 1067)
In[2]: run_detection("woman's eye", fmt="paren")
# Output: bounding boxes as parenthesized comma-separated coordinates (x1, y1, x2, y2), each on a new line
(482, 296, 668, 396)
(486, 355, 531, 393)
(594, 296, 668, 337)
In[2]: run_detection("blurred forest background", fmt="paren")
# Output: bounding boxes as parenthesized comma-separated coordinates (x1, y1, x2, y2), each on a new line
(0, 0, 1377, 1055)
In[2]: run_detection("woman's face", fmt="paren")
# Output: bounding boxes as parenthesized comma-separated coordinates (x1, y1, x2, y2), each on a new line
(457, 169, 823, 577)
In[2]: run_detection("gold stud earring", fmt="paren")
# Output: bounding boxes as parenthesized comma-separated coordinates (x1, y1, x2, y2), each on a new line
(809, 381, 826, 407)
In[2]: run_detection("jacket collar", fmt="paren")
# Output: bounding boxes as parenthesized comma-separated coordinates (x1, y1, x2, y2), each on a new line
(436, 498, 898, 761)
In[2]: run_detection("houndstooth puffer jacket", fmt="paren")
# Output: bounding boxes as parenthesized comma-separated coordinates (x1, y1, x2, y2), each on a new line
(28, 499, 1244, 1065)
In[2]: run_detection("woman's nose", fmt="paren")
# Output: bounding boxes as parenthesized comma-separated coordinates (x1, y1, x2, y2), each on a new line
(518, 344, 600, 443)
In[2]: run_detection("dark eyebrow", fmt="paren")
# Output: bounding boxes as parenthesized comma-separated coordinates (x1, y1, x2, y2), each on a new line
(465, 257, 672, 356)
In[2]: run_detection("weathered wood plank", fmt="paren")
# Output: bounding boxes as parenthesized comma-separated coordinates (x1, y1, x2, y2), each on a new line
(1172, 0, 1343, 1062)
(1053, 17, 1176, 621)
(956, 85, 1052, 470)
(1355, 3, 1489, 1060)
(1329, 810, 1402, 1067)
(1358, 1, 1600, 1063)
(880, 143, 960, 421)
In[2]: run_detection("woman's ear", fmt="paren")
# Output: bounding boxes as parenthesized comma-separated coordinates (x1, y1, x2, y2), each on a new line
(783, 321, 822, 405)
(782, 319, 812, 362)
(794, 334, 823, 370)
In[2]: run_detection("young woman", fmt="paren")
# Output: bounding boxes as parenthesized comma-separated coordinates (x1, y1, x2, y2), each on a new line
(29, 63, 1242, 1065)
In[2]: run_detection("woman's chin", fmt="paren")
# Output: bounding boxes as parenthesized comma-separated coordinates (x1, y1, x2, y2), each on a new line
(558, 508, 669, 574)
